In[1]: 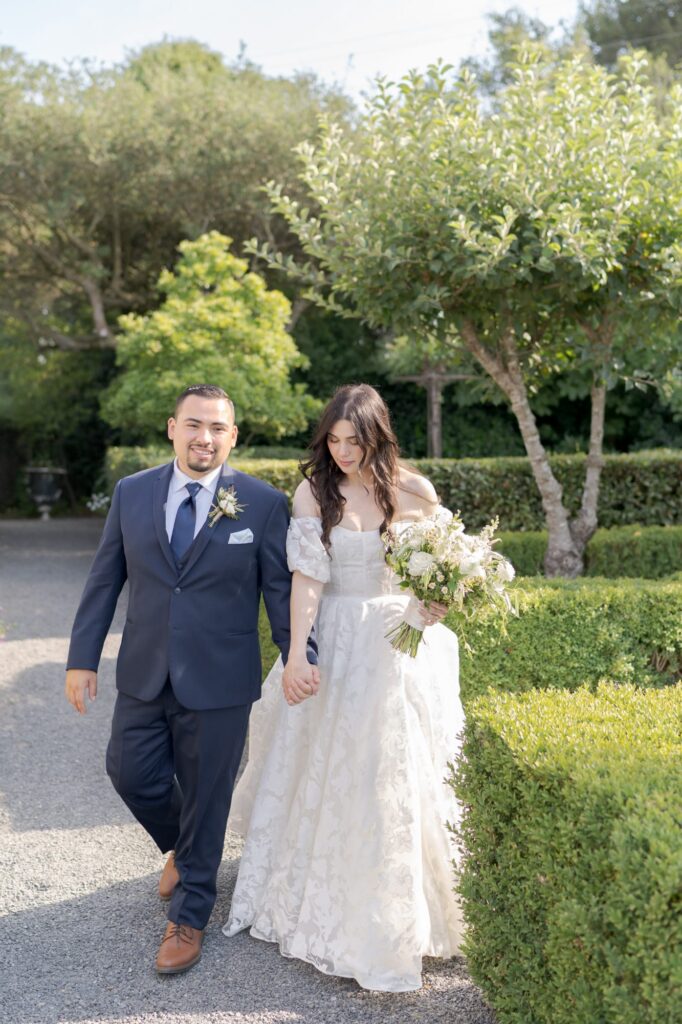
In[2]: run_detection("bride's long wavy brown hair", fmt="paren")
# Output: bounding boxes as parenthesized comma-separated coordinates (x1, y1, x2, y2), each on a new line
(300, 384, 400, 547)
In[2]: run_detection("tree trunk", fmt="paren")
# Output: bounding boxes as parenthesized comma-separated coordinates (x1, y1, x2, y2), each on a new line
(81, 279, 112, 341)
(426, 375, 443, 458)
(460, 320, 585, 576)
(570, 377, 607, 549)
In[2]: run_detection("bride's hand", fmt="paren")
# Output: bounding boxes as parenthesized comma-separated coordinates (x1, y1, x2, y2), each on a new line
(283, 659, 320, 706)
(417, 599, 449, 627)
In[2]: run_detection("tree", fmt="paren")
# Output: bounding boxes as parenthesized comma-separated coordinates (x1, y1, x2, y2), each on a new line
(580, 0, 682, 67)
(252, 50, 682, 576)
(462, 7, 564, 95)
(101, 232, 320, 441)
(0, 41, 352, 353)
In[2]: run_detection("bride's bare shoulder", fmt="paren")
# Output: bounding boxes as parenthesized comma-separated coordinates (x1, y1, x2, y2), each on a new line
(396, 465, 438, 518)
(292, 478, 320, 518)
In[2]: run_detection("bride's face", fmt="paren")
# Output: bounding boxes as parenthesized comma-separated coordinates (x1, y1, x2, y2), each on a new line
(327, 419, 365, 477)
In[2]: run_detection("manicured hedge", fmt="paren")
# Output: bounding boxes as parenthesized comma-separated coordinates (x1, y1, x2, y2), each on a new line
(497, 524, 682, 578)
(449, 681, 682, 1024)
(418, 449, 682, 530)
(454, 577, 682, 704)
(104, 446, 682, 531)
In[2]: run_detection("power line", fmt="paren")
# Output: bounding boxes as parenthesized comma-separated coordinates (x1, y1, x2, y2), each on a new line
(252, 14, 494, 63)
(254, 18, 682, 72)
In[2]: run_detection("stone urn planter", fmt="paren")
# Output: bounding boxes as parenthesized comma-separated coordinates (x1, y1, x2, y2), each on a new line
(25, 466, 67, 520)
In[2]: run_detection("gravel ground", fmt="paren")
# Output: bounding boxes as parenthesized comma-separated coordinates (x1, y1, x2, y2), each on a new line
(0, 518, 497, 1024)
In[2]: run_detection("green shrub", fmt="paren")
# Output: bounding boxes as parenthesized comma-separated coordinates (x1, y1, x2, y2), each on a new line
(105, 447, 303, 497)
(585, 524, 682, 578)
(454, 577, 682, 704)
(496, 530, 548, 576)
(497, 524, 682, 579)
(450, 681, 682, 1024)
(419, 449, 682, 530)
(105, 446, 682, 530)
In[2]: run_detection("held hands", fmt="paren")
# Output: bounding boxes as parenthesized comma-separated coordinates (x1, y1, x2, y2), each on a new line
(282, 658, 320, 706)
(65, 670, 97, 714)
(417, 599, 449, 627)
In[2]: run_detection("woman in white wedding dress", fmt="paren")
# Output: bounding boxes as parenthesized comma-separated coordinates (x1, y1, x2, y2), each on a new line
(223, 384, 466, 992)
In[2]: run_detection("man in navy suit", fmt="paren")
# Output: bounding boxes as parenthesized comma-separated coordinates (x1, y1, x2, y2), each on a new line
(65, 384, 318, 974)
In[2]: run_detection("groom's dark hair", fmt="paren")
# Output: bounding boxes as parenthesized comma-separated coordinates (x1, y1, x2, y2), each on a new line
(174, 384, 235, 419)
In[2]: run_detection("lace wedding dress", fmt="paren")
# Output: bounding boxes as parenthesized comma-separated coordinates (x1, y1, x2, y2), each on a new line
(222, 516, 466, 992)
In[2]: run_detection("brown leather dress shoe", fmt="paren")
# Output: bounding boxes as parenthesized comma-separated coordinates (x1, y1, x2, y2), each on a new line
(155, 921, 204, 975)
(159, 852, 180, 901)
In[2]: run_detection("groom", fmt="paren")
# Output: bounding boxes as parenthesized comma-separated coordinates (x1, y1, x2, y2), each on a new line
(65, 384, 318, 974)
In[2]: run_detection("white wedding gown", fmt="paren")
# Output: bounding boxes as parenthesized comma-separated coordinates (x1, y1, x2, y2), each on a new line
(222, 516, 467, 992)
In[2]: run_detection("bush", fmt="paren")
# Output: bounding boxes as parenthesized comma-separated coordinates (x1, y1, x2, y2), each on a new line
(105, 446, 682, 530)
(105, 447, 303, 495)
(419, 449, 682, 530)
(454, 577, 682, 705)
(498, 524, 682, 578)
(449, 681, 682, 1024)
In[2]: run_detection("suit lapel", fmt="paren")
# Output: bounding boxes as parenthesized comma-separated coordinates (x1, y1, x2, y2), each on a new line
(153, 462, 177, 573)
(177, 463, 236, 579)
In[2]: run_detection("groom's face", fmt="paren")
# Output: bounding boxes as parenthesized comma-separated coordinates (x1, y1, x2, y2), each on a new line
(167, 396, 238, 478)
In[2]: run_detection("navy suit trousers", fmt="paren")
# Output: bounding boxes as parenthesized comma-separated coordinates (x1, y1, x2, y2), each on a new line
(106, 680, 251, 930)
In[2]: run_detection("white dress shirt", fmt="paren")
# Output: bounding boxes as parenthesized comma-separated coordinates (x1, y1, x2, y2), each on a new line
(165, 458, 223, 542)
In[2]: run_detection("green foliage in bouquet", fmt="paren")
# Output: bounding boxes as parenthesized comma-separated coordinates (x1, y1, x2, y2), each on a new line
(384, 511, 515, 656)
(449, 681, 682, 1024)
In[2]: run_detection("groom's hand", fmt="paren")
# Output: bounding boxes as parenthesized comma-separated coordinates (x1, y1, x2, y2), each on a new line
(65, 669, 98, 715)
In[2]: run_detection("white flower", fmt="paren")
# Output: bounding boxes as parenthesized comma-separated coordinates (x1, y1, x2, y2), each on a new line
(459, 552, 486, 577)
(407, 550, 436, 576)
(495, 558, 516, 582)
(208, 486, 246, 526)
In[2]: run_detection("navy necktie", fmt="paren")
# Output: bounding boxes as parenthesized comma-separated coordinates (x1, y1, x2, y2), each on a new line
(170, 482, 202, 564)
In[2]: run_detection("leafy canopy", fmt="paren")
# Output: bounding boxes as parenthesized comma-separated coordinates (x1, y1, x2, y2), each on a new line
(102, 232, 320, 441)
(257, 48, 682, 389)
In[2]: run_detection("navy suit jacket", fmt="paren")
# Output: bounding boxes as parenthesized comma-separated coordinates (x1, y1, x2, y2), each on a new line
(67, 461, 312, 710)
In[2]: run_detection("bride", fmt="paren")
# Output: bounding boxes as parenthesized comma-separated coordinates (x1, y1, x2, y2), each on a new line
(223, 383, 466, 992)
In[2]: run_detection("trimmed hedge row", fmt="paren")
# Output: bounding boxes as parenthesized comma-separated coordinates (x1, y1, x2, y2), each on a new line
(257, 578, 682, 701)
(454, 577, 682, 704)
(419, 450, 682, 530)
(449, 681, 682, 1024)
(498, 524, 682, 578)
(105, 446, 682, 531)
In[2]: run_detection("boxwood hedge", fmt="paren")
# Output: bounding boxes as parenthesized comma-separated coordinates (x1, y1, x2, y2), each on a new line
(497, 524, 682, 579)
(449, 681, 682, 1024)
(105, 446, 682, 531)
(454, 577, 682, 704)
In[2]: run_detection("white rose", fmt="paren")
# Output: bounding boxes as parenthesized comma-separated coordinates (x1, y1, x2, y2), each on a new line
(459, 551, 486, 577)
(496, 558, 515, 582)
(407, 550, 435, 577)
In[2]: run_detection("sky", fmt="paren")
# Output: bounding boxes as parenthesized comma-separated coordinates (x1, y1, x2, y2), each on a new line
(2, 0, 581, 99)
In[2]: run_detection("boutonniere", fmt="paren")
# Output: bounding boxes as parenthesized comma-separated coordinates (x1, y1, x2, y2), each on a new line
(208, 486, 246, 527)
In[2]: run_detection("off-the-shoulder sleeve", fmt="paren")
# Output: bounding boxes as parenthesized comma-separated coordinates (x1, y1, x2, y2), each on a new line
(286, 516, 331, 582)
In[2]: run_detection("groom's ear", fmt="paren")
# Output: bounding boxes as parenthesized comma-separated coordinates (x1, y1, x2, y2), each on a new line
(167, 417, 176, 440)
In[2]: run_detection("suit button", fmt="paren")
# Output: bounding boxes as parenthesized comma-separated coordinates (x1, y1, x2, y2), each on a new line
(174, 587, 181, 594)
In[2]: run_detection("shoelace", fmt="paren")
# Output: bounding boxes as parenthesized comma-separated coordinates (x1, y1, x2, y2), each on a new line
(161, 924, 198, 946)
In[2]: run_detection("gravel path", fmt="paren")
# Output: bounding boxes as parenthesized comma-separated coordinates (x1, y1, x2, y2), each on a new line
(0, 518, 497, 1024)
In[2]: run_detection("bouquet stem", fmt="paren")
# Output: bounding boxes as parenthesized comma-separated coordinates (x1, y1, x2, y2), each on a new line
(385, 620, 423, 657)
(385, 597, 426, 657)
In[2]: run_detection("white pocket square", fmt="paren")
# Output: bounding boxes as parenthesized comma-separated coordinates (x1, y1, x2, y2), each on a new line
(228, 528, 254, 545)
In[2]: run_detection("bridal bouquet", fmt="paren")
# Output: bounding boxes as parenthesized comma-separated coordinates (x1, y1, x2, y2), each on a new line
(383, 506, 516, 656)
